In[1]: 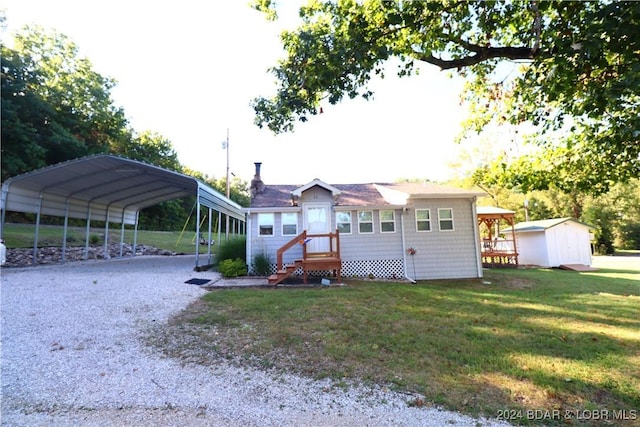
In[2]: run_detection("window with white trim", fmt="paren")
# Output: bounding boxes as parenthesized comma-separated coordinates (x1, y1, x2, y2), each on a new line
(258, 213, 274, 236)
(336, 211, 352, 234)
(438, 208, 454, 231)
(416, 209, 431, 231)
(380, 209, 395, 233)
(358, 211, 374, 233)
(281, 212, 297, 235)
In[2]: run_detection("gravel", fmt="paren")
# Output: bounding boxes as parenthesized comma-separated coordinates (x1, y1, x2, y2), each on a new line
(1, 255, 512, 426)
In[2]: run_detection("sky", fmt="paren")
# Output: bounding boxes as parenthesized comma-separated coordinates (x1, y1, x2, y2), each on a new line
(2, 0, 482, 185)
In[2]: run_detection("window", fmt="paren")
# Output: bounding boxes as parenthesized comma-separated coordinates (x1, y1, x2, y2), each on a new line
(336, 211, 352, 234)
(416, 209, 431, 232)
(380, 210, 395, 233)
(258, 213, 274, 236)
(281, 212, 297, 235)
(438, 208, 454, 231)
(358, 211, 374, 233)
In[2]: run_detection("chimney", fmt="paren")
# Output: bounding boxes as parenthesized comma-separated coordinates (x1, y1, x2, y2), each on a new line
(250, 162, 265, 197)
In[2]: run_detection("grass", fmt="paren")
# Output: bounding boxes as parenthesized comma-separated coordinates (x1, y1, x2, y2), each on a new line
(158, 262, 640, 426)
(1, 223, 211, 254)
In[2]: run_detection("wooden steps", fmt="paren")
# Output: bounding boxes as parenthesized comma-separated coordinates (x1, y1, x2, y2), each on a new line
(269, 229, 342, 285)
(268, 260, 302, 285)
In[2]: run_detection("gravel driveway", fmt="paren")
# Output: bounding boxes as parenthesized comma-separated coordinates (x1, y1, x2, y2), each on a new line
(1, 255, 510, 426)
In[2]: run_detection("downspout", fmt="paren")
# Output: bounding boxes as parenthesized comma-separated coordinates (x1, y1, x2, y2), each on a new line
(471, 197, 483, 278)
(400, 207, 417, 284)
(245, 210, 252, 273)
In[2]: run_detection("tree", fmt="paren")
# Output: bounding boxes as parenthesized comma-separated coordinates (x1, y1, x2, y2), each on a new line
(1, 45, 50, 179)
(114, 130, 182, 172)
(1, 25, 129, 175)
(252, 1, 639, 194)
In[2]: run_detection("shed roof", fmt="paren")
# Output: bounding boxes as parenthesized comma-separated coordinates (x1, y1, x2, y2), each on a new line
(503, 217, 596, 233)
(1, 154, 245, 225)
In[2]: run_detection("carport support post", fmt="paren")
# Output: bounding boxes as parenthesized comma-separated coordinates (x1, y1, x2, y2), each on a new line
(32, 193, 43, 265)
(207, 207, 213, 265)
(62, 200, 70, 263)
(133, 211, 139, 256)
(217, 211, 222, 251)
(119, 209, 126, 258)
(195, 199, 201, 268)
(103, 210, 110, 259)
(84, 204, 92, 260)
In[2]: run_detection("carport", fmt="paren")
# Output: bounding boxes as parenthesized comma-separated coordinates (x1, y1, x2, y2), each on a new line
(0, 154, 245, 269)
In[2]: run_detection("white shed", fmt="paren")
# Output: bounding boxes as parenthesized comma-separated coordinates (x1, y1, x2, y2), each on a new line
(504, 218, 595, 268)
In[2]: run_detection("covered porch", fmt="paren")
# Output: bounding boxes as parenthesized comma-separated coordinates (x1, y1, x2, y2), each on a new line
(477, 206, 519, 268)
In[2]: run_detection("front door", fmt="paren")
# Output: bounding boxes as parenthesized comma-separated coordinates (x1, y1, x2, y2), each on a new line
(303, 203, 331, 253)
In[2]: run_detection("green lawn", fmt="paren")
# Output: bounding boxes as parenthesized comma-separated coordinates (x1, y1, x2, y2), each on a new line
(159, 261, 640, 426)
(1, 223, 211, 254)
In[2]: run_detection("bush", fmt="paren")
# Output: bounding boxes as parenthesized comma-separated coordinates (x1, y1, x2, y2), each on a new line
(217, 236, 246, 264)
(218, 258, 247, 278)
(252, 251, 272, 276)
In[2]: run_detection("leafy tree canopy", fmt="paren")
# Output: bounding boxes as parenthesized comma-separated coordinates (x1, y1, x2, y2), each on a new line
(1, 25, 129, 179)
(252, 0, 639, 194)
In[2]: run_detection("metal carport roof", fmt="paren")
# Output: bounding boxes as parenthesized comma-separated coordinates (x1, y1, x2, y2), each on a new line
(1, 154, 245, 267)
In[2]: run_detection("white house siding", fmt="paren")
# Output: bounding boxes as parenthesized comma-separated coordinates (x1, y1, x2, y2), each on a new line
(403, 198, 480, 280)
(248, 210, 304, 273)
(338, 209, 405, 278)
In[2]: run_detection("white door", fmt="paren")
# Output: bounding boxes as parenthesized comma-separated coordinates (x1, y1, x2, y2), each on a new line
(304, 203, 331, 252)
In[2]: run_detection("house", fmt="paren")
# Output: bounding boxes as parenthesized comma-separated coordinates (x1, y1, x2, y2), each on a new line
(503, 218, 595, 268)
(244, 163, 486, 283)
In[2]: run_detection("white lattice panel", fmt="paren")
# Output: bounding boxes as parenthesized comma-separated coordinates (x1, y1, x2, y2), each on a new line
(254, 259, 405, 280)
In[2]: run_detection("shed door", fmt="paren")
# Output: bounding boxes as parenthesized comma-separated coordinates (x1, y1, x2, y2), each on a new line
(304, 203, 330, 253)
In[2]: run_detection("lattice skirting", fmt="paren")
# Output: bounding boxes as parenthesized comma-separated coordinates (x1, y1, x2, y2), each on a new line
(256, 259, 405, 279)
(482, 254, 518, 268)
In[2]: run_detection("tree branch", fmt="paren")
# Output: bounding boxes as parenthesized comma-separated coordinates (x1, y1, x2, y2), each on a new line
(418, 46, 538, 70)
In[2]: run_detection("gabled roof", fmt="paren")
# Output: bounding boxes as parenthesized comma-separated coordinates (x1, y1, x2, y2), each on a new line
(477, 206, 515, 215)
(249, 180, 484, 209)
(504, 217, 596, 233)
(291, 179, 341, 198)
(1, 154, 245, 224)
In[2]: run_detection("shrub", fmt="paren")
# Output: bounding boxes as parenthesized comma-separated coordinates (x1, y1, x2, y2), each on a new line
(252, 251, 272, 276)
(217, 236, 246, 264)
(218, 258, 247, 278)
(89, 234, 101, 245)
